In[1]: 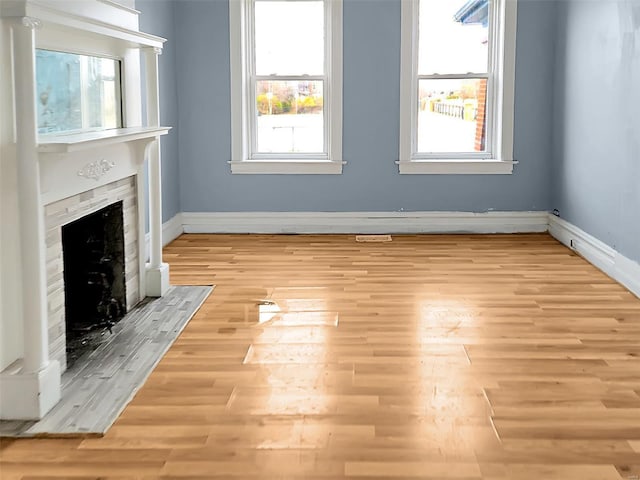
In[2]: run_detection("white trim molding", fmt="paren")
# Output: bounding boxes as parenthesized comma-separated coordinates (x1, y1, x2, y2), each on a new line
(1, 0, 163, 47)
(396, 160, 517, 175)
(145, 213, 184, 260)
(229, 160, 344, 175)
(0, 360, 60, 420)
(549, 216, 640, 299)
(97, 0, 140, 16)
(162, 212, 185, 247)
(182, 211, 549, 235)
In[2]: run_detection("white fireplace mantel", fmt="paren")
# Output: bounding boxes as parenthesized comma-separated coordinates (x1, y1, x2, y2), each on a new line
(0, 0, 171, 420)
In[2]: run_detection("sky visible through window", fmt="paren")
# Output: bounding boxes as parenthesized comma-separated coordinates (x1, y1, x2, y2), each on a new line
(419, 0, 488, 76)
(255, 1, 324, 76)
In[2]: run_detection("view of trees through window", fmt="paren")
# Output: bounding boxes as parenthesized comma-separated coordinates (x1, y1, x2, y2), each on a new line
(255, 80, 324, 154)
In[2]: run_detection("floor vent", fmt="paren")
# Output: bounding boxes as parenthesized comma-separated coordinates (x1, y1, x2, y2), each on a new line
(355, 235, 392, 242)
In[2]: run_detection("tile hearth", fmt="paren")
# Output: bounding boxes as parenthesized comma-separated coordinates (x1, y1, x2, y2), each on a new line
(0, 285, 212, 438)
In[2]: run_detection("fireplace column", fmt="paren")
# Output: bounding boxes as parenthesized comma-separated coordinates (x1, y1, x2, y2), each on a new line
(144, 46, 170, 296)
(0, 17, 61, 420)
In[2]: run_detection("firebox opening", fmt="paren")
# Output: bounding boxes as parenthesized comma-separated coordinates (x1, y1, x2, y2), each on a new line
(62, 201, 126, 367)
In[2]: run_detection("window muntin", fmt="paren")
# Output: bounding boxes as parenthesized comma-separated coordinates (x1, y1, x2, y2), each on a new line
(249, 0, 328, 158)
(414, 0, 494, 158)
(36, 49, 122, 134)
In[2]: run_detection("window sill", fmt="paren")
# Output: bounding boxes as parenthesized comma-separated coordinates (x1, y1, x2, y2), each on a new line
(396, 160, 517, 175)
(229, 160, 344, 175)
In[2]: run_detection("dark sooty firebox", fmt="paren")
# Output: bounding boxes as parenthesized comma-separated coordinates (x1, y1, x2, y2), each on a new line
(62, 201, 127, 367)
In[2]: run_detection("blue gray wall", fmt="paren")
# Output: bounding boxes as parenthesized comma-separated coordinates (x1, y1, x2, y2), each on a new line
(551, 0, 640, 263)
(172, 0, 557, 213)
(138, 0, 181, 222)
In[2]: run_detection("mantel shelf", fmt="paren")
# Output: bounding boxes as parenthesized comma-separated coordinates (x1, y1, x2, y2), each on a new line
(38, 127, 171, 153)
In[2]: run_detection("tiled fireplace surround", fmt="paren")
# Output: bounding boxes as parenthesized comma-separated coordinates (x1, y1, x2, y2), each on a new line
(45, 177, 140, 373)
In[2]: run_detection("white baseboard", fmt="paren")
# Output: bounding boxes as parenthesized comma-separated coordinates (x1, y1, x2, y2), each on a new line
(161, 213, 184, 246)
(145, 213, 184, 260)
(181, 211, 550, 235)
(549, 215, 640, 299)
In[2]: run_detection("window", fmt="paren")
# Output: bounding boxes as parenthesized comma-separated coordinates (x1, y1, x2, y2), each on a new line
(229, 0, 343, 174)
(36, 50, 122, 134)
(398, 0, 517, 174)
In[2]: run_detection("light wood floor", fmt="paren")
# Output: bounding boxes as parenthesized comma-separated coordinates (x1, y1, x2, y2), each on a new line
(2, 233, 640, 479)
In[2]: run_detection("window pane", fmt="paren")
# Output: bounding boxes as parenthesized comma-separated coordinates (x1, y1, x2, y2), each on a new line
(36, 50, 121, 134)
(255, 1, 324, 76)
(418, 0, 489, 75)
(256, 80, 324, 154)
(417, 78, 487, 153)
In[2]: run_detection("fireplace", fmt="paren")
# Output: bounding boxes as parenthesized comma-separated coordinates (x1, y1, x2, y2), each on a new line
(62, 202, 126, 368)
(0, 0, 171, 421)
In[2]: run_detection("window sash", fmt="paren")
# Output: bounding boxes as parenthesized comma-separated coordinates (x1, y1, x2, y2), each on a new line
(247, 0, 330, 160)
(411, 0, 499, 159)
(249, 76, 328, 158)
(413, 73, 492, 159)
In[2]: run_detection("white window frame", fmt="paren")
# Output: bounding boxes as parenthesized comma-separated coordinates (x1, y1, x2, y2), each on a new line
(397, 0, 518, 175)
(229, 0, 344, 175)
